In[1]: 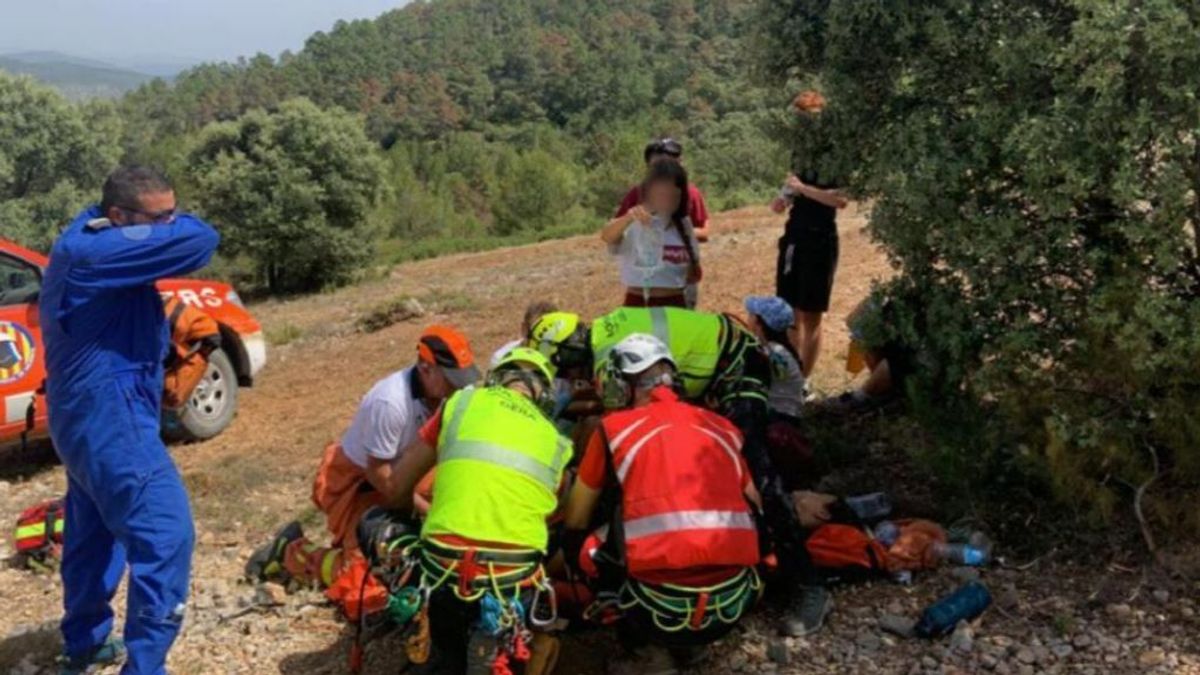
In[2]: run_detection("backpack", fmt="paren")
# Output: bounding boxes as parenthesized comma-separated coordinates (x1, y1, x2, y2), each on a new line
(162, 297, 222, 409)
(806, 519, 947, 582)
(806, 524, 891, 582)
(14, 499, 65, 569)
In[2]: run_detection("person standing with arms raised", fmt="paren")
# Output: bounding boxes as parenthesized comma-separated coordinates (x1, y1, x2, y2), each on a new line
(40, 166, 220, 675)
(613, 138, 710, 308)
(771, 91, 849, 382)
(602, 159, 702, 309)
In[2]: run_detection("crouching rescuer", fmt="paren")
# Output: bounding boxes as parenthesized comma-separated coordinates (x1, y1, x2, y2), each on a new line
(354, 347, 571, 675)
(531, 308, 832, 636)
(562, 334, 761, 672)
(246, 326, 478, 597)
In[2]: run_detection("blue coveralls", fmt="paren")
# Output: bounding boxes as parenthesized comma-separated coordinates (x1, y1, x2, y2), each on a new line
(40, 206, 220, 674)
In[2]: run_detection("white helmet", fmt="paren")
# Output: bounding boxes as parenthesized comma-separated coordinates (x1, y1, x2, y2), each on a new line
(601, 334, 676, 410)
(610, 333, 676, 375)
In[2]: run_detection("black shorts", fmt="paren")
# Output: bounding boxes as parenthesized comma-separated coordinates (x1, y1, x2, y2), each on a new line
(776, 232, 839, 313)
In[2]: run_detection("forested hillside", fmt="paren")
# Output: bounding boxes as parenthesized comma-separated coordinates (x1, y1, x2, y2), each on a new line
(3, 0, 789, 293)
(0, 52, 155, 100)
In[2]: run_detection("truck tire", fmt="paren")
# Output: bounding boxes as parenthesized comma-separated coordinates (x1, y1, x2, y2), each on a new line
(167, 349, 239, 442)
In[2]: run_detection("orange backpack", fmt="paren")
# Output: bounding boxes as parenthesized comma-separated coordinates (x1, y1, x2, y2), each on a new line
(806, 524, 892, 578)
(14, 499, 65, 566)
(163, 297, 221, 409)
(806, 519, 947, 579)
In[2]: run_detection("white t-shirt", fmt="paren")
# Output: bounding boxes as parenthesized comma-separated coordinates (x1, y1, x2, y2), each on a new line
(767, 342, 806, 418)
(609, 216, 699, 290)
(340, 367, 431, 468)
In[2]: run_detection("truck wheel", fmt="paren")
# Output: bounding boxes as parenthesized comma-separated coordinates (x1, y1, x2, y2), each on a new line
(169, 349, 239, 442)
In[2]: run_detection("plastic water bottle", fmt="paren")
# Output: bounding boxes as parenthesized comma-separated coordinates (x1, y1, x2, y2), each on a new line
(873, 520, 900, 548)
(844, 492, 893, 522)
(933, 542, 990, 566)
(631, 217, 664, 274)
(914, 581, 993, 638)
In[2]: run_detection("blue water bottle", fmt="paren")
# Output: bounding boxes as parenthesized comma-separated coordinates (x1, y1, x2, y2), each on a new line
(914, 581, 992, 638)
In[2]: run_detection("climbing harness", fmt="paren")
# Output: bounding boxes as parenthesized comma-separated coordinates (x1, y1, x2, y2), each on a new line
(351, 536, 555, 674)
(614, 567, 762, 633)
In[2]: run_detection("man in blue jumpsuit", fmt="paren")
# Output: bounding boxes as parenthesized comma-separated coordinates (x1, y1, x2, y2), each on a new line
(40, 166, 220, 675)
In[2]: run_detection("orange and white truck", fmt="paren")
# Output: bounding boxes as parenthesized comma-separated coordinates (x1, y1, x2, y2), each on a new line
(0, 237, 266, 449)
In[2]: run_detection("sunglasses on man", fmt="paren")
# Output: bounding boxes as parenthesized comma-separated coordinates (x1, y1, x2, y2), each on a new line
(118, 205, 178, 224)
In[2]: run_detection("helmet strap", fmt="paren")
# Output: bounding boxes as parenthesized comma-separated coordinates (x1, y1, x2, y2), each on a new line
(490, 368, 555, 417)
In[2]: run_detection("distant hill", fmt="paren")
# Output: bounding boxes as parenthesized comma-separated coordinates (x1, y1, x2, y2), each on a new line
(0, 51, 158, 99)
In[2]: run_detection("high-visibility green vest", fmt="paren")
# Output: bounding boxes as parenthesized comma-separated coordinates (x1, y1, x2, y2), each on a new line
(422, 385, 572, 552)
(591, 307, 725, 399)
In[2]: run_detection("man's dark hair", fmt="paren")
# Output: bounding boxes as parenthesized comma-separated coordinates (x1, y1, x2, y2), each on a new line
(100, 165, 173, 214)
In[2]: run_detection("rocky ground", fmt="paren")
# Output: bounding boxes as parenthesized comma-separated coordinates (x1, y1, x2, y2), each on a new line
(1, 206, 1196, 674)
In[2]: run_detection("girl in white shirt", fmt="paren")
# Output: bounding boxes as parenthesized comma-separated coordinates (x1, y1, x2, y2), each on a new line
(600, 160, 701, 308)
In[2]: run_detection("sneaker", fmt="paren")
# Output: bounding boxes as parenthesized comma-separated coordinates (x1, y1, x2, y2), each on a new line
(58, 637, 126, 675)
(607, 645, 679, 675)
(782, 584, 831, 637)
(244, 520, 304, 582)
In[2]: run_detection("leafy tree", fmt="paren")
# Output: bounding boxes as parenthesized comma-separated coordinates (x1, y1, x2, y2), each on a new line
(94, 0, 792, 294)
(186, 98, 384, 293)
(491, 147, 585, 235)
(755, 0, 1200, 540)
(0, 73, 121, 250)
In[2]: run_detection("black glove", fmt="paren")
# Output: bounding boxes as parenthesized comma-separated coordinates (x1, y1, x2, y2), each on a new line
(356, 506, 417, 569)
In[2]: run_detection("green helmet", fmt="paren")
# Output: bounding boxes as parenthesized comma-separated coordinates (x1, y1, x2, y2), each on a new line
(489, 347, 557, 416)
(491, 346, 556, 386)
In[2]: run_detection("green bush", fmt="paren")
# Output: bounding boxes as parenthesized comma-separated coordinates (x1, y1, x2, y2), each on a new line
(755, 0, 1200, 540)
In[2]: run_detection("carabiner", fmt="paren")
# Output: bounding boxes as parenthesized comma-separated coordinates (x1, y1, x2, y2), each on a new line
(529, 580, 558, 628)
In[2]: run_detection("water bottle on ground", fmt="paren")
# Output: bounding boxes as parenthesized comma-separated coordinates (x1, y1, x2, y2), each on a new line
(914, 581, 993, 638)
(844, 492, 893, 522)
(933, 531, 992, 566)
(933, 542, 990, 566)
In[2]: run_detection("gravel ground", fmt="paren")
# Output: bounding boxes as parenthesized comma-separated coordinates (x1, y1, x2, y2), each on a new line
(2, 206, 1196, 674)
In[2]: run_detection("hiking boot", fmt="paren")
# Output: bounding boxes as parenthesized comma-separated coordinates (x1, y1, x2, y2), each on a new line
(58, 637, 126, 675)
(244, 520, 304, 582)
(782, 584, 831, 637)
(607, 645, 679, 675)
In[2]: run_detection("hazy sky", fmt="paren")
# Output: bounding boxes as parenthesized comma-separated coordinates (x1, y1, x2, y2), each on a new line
(0, 0, 410, 67)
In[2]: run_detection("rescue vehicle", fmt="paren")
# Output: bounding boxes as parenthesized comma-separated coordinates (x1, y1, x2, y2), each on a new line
(0, 237, 266, 448)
